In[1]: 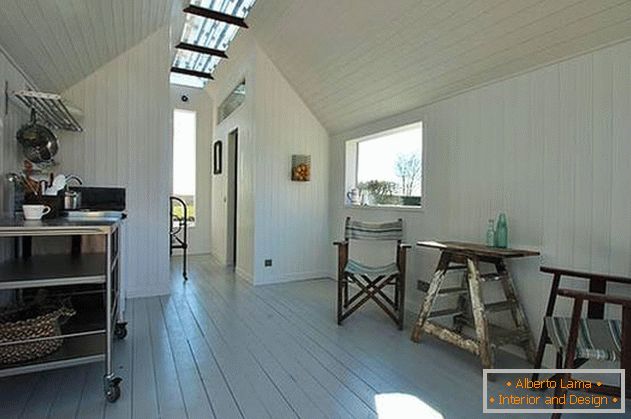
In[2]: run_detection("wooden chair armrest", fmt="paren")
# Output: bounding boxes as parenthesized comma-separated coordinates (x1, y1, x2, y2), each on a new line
(556, 288, 631, 307)
(541, 266, 631, 285)
(333, 240, 348, 247)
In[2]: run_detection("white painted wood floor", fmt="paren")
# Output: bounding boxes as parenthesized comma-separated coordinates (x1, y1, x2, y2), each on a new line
(0, 256, 624, 418)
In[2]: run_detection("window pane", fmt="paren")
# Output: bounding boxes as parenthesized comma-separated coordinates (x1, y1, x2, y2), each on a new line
(173, 109, 197, 222)
(170, 0, 258, 87)
(351, 122, 422, 207)
(217, 79, 246, 123)
(190, 0, 256, 18)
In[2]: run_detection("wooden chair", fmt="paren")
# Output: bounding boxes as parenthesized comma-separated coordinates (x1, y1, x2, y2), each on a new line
(333, 217, 410, 329)
(533, 266, 631, 417)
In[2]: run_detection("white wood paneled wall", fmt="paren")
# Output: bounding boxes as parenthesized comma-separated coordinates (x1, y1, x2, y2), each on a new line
(210, 34, 257, 281)
(0, 47, 34, 305)
(331, 38, 631, 357)
(252, 44, 330, 284)
(209, 34, 330, 285)
(0, 47, 33, 216)
(59, 28, 172, 298)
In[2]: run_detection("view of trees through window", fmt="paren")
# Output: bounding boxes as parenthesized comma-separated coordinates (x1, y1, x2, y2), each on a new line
(351, 122, 423, 207)
(172, 109, 197, 223)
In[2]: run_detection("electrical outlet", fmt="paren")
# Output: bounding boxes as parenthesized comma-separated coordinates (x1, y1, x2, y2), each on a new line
(264, 259, 272, 267)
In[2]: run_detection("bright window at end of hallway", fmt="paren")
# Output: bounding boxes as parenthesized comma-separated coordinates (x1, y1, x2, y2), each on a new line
(173, 109, 197, 224)
(345, 122, 423, 208)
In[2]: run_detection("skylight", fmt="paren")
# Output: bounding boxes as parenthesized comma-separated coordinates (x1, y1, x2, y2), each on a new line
(170, 0, 257, 88)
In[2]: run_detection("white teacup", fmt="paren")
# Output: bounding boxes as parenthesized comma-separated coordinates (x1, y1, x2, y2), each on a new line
(23, 204, 51, 220)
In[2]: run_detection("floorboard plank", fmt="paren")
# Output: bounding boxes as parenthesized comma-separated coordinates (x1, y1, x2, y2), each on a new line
(177, 293, 275, 418)
(74, 362, 106, 418)
(263, 279, 473, 415)
(18, 369, 65, 418)
(173, 267, 322, 418)
(165, 289, 243, 419)
(130, 298, 159, 419)
(186, 288, 337, 418)
(145, 298, 188, 419)
(0, 372, 39, 419)
(158, 296, 216, 419)
(104, 300, 133, 419)
(47, 366, 87, 419)
(189, 264, 376, 418)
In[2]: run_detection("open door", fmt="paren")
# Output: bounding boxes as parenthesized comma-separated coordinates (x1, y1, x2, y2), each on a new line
(226, 129, 238, 268)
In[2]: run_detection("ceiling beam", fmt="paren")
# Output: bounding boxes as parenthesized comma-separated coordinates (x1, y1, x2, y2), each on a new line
(176, 42, 228, 59)
(183, 5, 249, 28)
(170, 67, 214, 80)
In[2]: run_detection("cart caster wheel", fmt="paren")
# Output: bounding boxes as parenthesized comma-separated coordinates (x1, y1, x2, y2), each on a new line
(105, 378, 122, 403)
(114, 322, 128, 339)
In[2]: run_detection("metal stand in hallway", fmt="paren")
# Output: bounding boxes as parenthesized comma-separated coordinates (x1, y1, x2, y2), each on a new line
(411, 241, 539, 370)
(169, 196, 189, 281)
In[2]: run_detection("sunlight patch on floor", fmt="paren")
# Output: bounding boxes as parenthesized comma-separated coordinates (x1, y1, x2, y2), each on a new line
(375, 393, 444, 419)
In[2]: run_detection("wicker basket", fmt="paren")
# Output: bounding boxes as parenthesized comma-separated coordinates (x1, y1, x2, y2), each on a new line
(0, 305, 76, 364)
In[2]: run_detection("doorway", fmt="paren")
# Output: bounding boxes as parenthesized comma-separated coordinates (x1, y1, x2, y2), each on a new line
(226, 129, 238, 268)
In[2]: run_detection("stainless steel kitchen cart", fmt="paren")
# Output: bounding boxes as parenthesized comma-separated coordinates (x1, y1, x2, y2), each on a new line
(0, 216, 126, 402)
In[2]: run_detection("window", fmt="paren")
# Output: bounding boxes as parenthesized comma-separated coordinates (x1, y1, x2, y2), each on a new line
(173, 109, 197, 224)
(217, 79, 245, 123)
(345, 122, 423, 208)
(170, 0, 258, 88)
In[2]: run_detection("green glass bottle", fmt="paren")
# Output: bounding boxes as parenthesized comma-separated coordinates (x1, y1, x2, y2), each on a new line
(495, 213, 508, 248)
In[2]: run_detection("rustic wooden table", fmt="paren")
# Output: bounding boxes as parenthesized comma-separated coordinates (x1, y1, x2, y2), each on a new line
(411, 240, 540, 370)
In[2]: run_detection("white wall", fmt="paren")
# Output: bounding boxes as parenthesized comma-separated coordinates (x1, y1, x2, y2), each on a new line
(59, 27, 172, 298)
(0, 47, 34, 215)
(252, 45, 330, 284)
(331, 38, 631, 360)
(209, 33, 330, 285)
(0, 46, 36, 304)
(170, 85, 213, 255)
(209, 34, 257, 281)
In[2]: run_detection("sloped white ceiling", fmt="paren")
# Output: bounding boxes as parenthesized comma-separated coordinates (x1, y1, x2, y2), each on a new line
(0, 0, 175, 91)
(248, 0, 631, 134)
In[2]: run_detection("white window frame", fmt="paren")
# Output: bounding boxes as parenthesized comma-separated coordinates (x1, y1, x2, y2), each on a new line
(344, 121, 424, 212)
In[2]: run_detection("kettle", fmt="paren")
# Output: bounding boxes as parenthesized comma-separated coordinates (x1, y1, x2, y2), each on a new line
(64, 190, 81, 210)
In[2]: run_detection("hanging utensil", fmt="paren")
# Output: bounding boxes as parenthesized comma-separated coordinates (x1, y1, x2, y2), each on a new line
(16, 109, 59, 163)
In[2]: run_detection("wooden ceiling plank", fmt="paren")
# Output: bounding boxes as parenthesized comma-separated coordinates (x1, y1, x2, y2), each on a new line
(183, 5, 249, 28)
(176, 42, 228, 59)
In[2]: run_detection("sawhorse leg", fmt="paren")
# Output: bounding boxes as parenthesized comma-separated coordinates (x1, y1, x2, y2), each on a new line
(495, 260, 536, 363)
(466, 257, 493, 369)
(411, 252, 451, 342)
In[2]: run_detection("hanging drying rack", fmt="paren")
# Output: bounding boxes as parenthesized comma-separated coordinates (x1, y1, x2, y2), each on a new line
(11, 90, 83, 132)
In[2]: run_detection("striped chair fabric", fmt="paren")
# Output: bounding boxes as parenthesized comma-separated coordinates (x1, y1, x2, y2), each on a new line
(345, 260, 399, 277)
(345, 219, 403, 241)
(545, 316, 622, 362)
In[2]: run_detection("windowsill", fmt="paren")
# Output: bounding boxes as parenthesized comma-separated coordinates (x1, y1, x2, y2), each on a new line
(344, 204, 424, 213)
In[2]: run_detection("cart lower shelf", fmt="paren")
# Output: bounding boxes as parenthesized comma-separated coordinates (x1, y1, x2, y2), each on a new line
(0, 334, 104, 377)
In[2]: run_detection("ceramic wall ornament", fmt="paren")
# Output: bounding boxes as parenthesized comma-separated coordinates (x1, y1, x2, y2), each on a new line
(291, 154, 310, 181)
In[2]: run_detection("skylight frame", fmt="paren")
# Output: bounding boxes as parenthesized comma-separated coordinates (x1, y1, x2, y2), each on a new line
(170, 0, 257, 88)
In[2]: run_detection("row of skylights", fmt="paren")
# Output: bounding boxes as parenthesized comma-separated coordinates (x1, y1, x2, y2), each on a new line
(170, 0, 257, 88)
